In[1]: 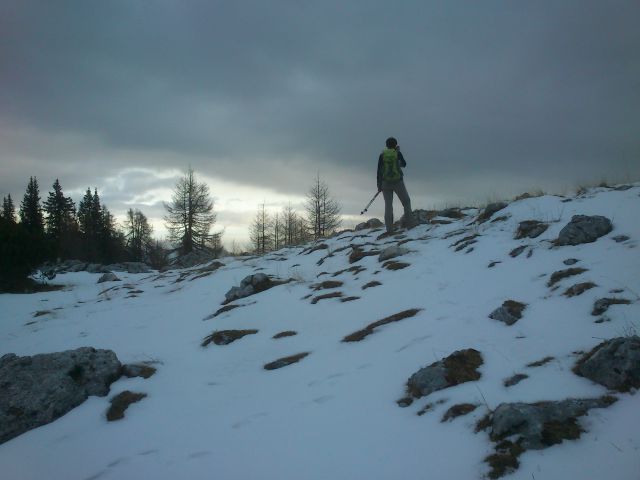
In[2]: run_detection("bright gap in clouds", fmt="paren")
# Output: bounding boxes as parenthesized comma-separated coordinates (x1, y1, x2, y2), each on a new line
(96, 167, 307, 249)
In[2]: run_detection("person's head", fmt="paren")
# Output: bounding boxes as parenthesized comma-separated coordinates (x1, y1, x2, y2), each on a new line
(385, 137, 398, 149)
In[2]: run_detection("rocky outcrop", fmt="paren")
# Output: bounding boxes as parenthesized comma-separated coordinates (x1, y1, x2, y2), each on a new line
(224, 274, 289, 304)
(97, 272, 120, 283)
(404, 349, 483, 400)
(489, 300, 527, 326)
(515, 220, 548, 239)
(378, 245, 409, 262)
(355, 218, 383, 231)
(556, 215, 613, 246)
(0, 348, 122, 445)
(574, 336, 640, 391)
(481, 396, 616, 478)
(477, 202, 508, 223)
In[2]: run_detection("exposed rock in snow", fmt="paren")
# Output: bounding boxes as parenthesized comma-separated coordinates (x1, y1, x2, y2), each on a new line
(264, 352, 310, 370)
(489, 300, 527, 326)
(514, 220, 548, 239)
(202, 329, 258, 347)
(477, 202, 508, 223)
(591, 297, 632, 316)
(378, 245, 409, 262)
(556, 215, 613, 246)
(481, 396, 617, 478)
(405, 348, 483, 400)
(355, 218, 383, 231)
(574, 336, 640, 391)
(97, 272, 120, 283)
(224, 274, 289, 304)
(0, 348, 122, 445)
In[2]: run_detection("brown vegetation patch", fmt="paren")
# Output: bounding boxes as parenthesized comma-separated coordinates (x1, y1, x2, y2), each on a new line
(547, 267, 588, 287)
(503, 373, 528, 387)
(264, 352, 310, 370)
(106, 391, 147, 422)
(485, 440, 525, 479)
(311, 280, 343, 291)
(349, 246, 380, 264)
(122, 364, 157, 379)
(303, 243, 329, 255)
(443, 349, 483, 385)
(208, 304, 241, 319)
(451, 234, 479, 252)
(383, 261, 410, 270)
(541, 419, 582, 447)
(509, 245, 527, 258)
(311, 291, 343, 304)
(201, 329, 258, 347)
(33, 310, 52, 317)
(341, 296, 360, 303)
(441, 403, 478, 422)
(527, 356, 554, 368)
(591, 297, 632, 316)
(563, 282, 597, 297)
(273, 331, 297, 339)
(332, 266, 366, 277)
(362, 281, 382, 290)
(342, 308, 422, 342)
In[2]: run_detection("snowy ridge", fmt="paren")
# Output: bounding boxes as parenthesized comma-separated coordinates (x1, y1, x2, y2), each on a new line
(1, 184, 639, 480)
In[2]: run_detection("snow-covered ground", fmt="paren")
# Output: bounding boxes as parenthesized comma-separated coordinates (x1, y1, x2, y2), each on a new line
(1, 185, 639, 480)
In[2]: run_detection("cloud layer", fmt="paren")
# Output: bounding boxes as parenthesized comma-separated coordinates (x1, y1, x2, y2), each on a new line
(1, 1, 639, 244)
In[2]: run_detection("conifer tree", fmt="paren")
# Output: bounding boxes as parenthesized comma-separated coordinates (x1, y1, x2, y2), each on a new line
(305, 174, 342, 240)
(124, 208, 154, 262)
(1, 194, 16, 223)
(43, 179, 77, 258)
(164, 168, 217, 255)
(19, 177, 44, 236)
(249, 203, 272, 254)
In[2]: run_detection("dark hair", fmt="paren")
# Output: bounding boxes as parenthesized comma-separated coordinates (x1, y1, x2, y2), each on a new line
(385, 137, 398, 149)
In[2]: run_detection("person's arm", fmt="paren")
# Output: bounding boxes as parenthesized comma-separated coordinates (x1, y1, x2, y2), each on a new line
(377, 153, 383, 191)
(397, 150, 407, 168)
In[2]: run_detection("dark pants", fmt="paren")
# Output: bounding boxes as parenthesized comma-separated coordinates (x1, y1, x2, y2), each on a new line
(381, 179, 412, 232)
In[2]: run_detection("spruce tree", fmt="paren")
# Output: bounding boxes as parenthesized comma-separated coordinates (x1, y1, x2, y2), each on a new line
(43, 179, 77, 258)
(19, 177, 44, 236)
(1, 194, 16, 223)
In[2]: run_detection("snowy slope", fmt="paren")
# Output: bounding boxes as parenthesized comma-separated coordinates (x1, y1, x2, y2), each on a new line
(1, 185, 639, 480)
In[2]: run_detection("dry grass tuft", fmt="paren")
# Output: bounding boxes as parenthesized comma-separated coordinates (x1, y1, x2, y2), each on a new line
(547, 268, 588, 287)
(106, 391, 147, 422)
(343, 308, 422, 342)
(311, 291, 343, 304)
(264, 352, 310, 370)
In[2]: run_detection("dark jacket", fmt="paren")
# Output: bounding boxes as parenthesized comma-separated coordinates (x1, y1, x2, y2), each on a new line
(377, 149, 406, 190)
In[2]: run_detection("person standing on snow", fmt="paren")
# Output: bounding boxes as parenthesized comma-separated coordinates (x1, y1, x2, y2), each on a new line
(377, 137, 414, 234)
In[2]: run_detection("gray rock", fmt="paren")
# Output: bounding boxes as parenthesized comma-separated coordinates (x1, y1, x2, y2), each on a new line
(563, 258, 579, 266)
(224, 274, 284, 304)
(86, 263, 110, 274)
(489, 300, 527, 326)
(477, 202, 508, 223)
(574, 336, 640, 391)
(65, 261, 88, 272)
(406, 349, 483, 398)
(515, 220, 549, 239)
(489, 397, 616, 450)
(105, 262, 152, 274)
(556, 215, 613, 246)
(97, 272, 120, 283)
(0, 347, 122, 445)
(378, 245, 409, 262)
(355, 218, 383, 231)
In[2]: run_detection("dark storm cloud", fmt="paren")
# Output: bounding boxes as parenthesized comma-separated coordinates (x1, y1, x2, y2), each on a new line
(1, 0, 639, 210)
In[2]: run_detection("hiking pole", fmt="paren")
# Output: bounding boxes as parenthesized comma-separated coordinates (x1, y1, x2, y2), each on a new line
(360, 191, 380, 215)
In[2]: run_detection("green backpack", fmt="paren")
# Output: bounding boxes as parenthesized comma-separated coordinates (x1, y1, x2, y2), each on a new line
(381, 148, 402, 182)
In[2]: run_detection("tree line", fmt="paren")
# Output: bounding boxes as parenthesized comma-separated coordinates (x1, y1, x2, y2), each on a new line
(248, 174, 342, 254)
(0, 168, 220, 291)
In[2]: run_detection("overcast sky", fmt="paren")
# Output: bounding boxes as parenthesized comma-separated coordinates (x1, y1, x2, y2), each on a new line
(1, 0, 639, 247)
